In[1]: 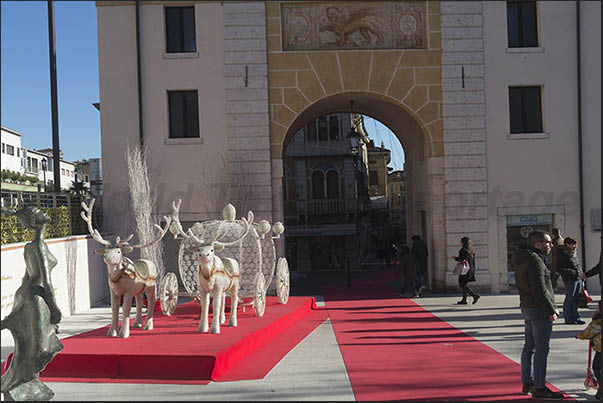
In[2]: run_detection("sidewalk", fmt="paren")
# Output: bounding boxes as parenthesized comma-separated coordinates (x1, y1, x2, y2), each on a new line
(1, 287, 600, 400)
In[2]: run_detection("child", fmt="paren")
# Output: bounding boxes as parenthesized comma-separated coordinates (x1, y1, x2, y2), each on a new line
(576, 300, 601, 399)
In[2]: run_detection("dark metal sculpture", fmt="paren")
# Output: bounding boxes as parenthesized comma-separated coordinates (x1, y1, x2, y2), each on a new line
(1, 206, 63, 401)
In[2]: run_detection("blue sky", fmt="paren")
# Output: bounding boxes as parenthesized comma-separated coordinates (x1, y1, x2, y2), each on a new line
(1, 1, 100, 162)
(0, 1, 404, 170)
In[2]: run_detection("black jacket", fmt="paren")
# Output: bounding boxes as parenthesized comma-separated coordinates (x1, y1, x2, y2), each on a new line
(556, 250, 583, 281)
(455, 248, 475, 283)
(512, 248, 557, 316)
(411, 241, 428, 273)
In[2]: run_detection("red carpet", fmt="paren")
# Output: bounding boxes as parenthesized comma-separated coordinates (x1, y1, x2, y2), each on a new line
(322, 268, 571, 401)
(1, 296, 325, 384)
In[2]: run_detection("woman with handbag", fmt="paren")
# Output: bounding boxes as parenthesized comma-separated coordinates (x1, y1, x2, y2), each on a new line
(452, 236, 480, 305)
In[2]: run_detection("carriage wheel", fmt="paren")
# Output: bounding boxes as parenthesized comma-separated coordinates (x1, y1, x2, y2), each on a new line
(253, 272, 266, 317)
(276, 258, 290, 305)
(160, 272, 179, 316)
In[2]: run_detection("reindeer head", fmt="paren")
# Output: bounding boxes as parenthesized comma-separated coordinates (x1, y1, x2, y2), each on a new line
(81, 199, 172, 266)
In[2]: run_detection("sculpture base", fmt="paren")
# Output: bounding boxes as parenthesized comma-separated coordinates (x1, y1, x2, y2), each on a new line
(28, 297, 325, 384)
(2, 379, 54, 401)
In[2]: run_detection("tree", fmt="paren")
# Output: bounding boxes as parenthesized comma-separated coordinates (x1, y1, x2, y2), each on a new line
(69, 180, 90, 196)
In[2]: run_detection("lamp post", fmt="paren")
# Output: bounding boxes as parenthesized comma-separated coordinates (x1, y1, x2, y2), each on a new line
(41, 158, 48, 193)
(347, 100, 361, 287)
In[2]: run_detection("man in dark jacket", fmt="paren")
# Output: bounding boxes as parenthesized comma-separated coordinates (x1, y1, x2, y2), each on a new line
(556, 237, 585, 325)
(411, 235, 428, 293)
(512, 230, 564, 400)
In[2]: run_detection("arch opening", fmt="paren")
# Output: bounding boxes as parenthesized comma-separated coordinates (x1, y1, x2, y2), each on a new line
(279, 93, 435, 289)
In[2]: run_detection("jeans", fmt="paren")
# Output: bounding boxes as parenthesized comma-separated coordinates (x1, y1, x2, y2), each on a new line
(414, 272, 426, 290)
(593, 351, 601, 382)
(520, 307, 553, 389)
(562, 279, 582, 324)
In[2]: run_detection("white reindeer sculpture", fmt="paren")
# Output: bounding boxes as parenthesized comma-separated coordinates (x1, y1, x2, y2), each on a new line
(170, 199, 252, 334)
(81, 199, 172, 338)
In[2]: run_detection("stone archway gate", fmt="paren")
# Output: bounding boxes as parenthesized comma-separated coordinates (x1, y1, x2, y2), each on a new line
(223, 1, 491, 292)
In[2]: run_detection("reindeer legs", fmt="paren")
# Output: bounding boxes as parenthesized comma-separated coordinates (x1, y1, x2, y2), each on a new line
(210, 289, 223, 334)
(198, 292, 210, 333)
(107, 292, 120, 337)
(220, 293, 227, 325)
(143, 286, 156, 331)
(119, 292, 134, 338)
(229, 287, 239, 327)
(133, 294, 144, 328)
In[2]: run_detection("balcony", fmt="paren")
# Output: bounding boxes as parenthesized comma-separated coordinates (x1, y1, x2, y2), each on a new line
(285, 198, 362, 217)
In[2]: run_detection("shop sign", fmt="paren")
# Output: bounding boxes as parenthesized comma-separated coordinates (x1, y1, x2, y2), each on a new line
(507, 214, 553, 227)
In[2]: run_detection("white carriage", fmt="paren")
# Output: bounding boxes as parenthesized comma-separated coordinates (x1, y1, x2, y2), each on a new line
(173, 204, 290, 317)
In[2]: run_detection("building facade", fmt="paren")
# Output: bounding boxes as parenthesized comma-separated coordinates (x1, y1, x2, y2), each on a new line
(1, 127, 25, 174)
(96, 1, 601, 293)
(283, 112, 371, 271)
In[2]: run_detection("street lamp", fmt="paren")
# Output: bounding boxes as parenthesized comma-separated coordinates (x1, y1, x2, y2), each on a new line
(41, 158, 48, 192)
(347, 100, 361, 286)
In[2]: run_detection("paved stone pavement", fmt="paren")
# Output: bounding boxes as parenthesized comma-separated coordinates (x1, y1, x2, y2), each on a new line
(1, 290, 600, 401)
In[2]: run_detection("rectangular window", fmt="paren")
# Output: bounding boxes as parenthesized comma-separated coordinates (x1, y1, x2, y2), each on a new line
(16, 148, 19, 157)
(318, 117, 328, 141)
(1, 143, 4, 153)
(31, 159, 38, 172)
(509, 86, 543, 133)
(306, 121, 317, 142)
(329, 116, 339, 141)
(165, 6, 196, 53)
(61, 168, 65, 176)
(168, 90, 200, 138)
(507, 1, 538, 48)
(6, 145, 14, 156)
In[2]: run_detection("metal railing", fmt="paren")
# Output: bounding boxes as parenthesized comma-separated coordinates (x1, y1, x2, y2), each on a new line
(1, 190, 103, 244)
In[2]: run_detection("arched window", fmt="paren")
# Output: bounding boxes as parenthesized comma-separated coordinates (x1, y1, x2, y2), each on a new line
(312, 171, 325, 199)
(326, 170, 339, 199)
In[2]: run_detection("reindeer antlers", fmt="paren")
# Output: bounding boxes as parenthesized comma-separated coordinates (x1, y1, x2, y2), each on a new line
(81, 199, 172, 249)
(81, 199, 111, 246)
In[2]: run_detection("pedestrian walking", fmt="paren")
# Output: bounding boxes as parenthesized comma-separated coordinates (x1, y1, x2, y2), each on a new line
(411, 235, 428, 293)
(394, 246, 419, 298)
(452, 236, 480, 305)
(556, 237, 586, 325)
(512, 230, 564, 399)
(389, 242, 399, 266)
(575, 300, 601, 400)
(549, 228, 564, 291)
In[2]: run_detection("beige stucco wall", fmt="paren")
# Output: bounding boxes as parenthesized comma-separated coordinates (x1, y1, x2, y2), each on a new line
(483, 1, 593, 292)
(580, 1, 601, 293)
(97, 2, 228, 234)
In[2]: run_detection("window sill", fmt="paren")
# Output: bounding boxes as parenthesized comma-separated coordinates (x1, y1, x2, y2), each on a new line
(163, 52, 199, 59)
(164, 137, 204, 145)
(507, 132, 549, 140)
(505, 47, 545, 54)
